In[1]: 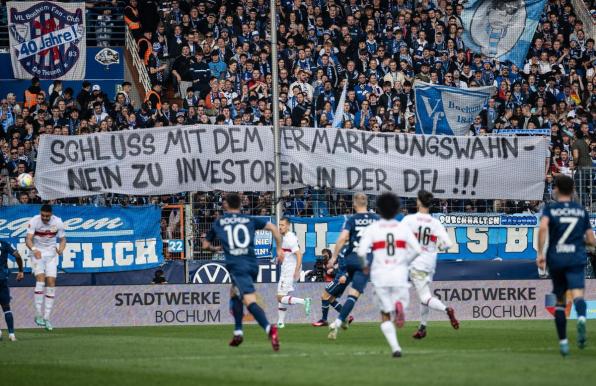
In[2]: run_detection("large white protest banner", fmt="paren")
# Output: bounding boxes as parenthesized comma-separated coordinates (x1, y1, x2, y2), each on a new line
(7, 1, 86, 79)
(35, 125, 548, 200)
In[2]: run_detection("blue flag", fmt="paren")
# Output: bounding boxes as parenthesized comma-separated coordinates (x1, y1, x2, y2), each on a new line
(461, 0, 547, 67)
(414, 81, 494, 136)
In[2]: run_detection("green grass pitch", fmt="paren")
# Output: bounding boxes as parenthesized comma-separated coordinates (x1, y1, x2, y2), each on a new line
(0, 320, 594, 386)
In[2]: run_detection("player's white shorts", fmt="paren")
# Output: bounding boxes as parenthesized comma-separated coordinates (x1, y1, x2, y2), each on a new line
(409, 269, 434, 302)
(31, 250, 58, 278)
(373, 285, 409, 314)
(277, 264, 296, 296)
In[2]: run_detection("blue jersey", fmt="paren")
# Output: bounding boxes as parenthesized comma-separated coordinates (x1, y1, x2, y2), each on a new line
(341, 212, 380, 256)
(206, 213, 269, 263)
(543, 201, 591, 269)
(0, 240, 17, 281)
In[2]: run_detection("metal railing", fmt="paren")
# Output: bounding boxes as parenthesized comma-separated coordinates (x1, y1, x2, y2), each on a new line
(125, 26, 151, 95)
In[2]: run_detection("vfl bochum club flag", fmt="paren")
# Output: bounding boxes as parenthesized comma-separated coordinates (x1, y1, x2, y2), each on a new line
(7, 1, 86, 79)
(414, 81, 495, 136)
(461, 0, 548, 67)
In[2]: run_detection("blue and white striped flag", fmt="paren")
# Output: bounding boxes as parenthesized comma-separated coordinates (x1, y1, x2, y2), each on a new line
(461, 0, 547, 67)
(414, 81, 495, 136)
(331, 79, 347, 128)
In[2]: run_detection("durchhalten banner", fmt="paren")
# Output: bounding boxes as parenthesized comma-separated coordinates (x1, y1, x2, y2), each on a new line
(7, 1, 86, 79)
(35, 125, 548, 200)
(0, 205, 162, 273)
(414, 81, 495, 136)
(461, 0, 548, 67)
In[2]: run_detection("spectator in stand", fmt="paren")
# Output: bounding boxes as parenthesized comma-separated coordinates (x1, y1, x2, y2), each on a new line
(1, 0, 595, 216)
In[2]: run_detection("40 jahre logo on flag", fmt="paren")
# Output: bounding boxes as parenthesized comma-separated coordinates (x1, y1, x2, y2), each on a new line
(8, 1, 86, 80)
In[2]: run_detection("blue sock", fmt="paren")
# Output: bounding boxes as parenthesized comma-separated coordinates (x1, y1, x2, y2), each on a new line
(247, 302, 270, 332)
(3, 308, 14, 334)
(321, 300, 329, 321)
(554, 306, 567, 341)
(338, 295, 357, 322)
(330, 300, 343, 313)
(574, 297, 587, 319)
(230, 296, 243, 332)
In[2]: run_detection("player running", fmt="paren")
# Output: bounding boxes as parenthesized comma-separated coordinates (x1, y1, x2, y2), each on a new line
(401, 190, 459, 339)
(203, 193, 284, 351)
(357, 193, 422, 357)
(26, 204, 66, 332)
(327, 193, 379, 339)
(537, 175, 595, 356)
(0, 240, 24, 341)
(311, 248, 353, 327)
(277, 217, 311, 328)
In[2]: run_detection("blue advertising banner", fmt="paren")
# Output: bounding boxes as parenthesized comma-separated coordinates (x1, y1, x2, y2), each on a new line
(285, 215, 540, 262)
(0, 205, 163, 273)
(461, 0, 548, 67)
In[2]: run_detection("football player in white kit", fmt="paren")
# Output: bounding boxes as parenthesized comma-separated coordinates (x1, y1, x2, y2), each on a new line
(25, 205, 66, 331)
(357, 193, 422, 358)
(276, 217, 311, 328)
(400, 191, 459, 339)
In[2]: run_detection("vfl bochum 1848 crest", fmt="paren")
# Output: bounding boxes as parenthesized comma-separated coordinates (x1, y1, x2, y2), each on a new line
(8, 1, 86, 79)
(462, 0, 547, 67)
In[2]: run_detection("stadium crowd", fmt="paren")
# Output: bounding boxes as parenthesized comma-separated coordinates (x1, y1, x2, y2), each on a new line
(0, 0, 595, 222)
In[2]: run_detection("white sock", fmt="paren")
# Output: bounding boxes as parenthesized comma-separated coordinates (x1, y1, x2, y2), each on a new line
(380, 321, 401, 353)
(420, 304, 430, 326)
(560, 339, 569, 345)
(278, 303, 287, 324)
(427, 297, 447, 312)
(234, 330, 243, 336)
(578, 316, 586, 323)
(34, 282, 45, 317)
(44, 287, 56, 320)
(280, 296, 304, 305)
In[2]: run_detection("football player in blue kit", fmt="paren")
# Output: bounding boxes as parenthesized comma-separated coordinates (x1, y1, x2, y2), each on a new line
(203, 193, 284, 351)
(311, 248, 354, 327)
(327, 192, 380, 339)
(537, 175, 596, 356)
(0, 240, 24, 341)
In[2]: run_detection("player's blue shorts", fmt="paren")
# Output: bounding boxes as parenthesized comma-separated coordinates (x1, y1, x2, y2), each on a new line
(0, 280, 10, 305)
(549, 264, 585, 299)
(325, 271, 351, 298)
(226, 261, 259, 297)
(345, 253, 369, 294)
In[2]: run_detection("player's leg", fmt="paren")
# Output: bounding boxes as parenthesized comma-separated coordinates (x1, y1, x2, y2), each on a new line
(239, 265, 279, 351)
(228, 285, 244, 347)
(43, 255, 58, 331)
(376, 286, 403, 357)
(277, 270, 311, 321)
(1, 281, 16, 341)
(550, 268, 570, 356)
(31, 255, 46, 326)
(334, 269, 366, 329)
(276, 270, 292, 327)
(568, 265, 587, 349)
(411, 269, 459, 336)
(313, 276, 348, 326)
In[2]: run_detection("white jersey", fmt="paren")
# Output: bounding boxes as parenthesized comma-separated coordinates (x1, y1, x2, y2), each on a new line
(281, 231, 300, 271)
(400, 213, 452, 273)
(357, 219, 422, 287)
(26, 214, 65, 251)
